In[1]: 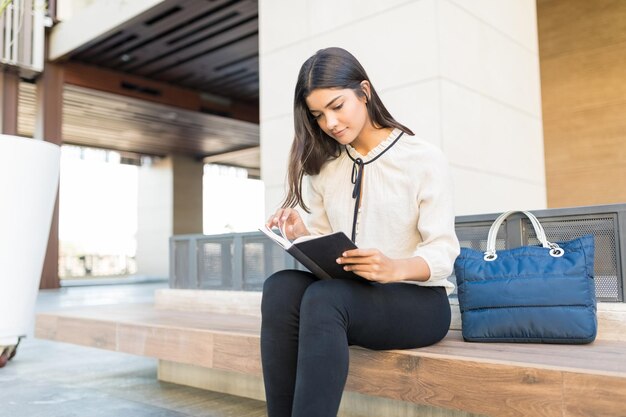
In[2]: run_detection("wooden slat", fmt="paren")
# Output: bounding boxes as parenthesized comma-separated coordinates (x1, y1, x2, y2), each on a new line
(212, 333, 262, 376)
(154, 289, 626, 342)
(117, 323, 215, 368)
(36, 314, 118, 350)
(155, 288, 262, 316)
(18, 81, 260, 159)
(537, 0, 626, 59)
(35, 302, 626, 417)
(563, 372, 626, 417)
(540, 42, 626, 119)
(597, 303, 626, 342)
(542, 101, 626, 207)
(409, 331, 626, 377)
(537, 0, 626, 208)
(347, 348, 563, 417)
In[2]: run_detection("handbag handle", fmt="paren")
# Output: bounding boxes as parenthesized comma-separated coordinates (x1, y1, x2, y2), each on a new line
(484, 211, 564, 261)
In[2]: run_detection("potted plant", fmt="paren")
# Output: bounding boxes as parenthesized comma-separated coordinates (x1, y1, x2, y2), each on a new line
(0, 134, 60, 366)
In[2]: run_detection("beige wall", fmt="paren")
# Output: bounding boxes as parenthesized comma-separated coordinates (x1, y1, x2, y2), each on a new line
(260, 0, 546, 218)
(538, 0, 626, 208)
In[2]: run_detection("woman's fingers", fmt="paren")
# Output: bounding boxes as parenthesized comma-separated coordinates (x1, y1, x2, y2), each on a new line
(267, 208, 290, 227)
(337, 249, 380, 266)
(336, 249, 398, 283)
(266, 208, 306, 240)
(341, 248, 379, 258)
(267, 209, 281, 226)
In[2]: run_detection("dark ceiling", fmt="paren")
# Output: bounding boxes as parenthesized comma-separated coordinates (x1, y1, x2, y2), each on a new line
(39, 0, 262, 173)
(19, 82, 259, 167)
(67, 0, 259, 102)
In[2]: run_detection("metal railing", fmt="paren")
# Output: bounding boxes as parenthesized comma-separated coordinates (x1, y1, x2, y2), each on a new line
(59, 254, 137, 278)
(170, 204, 626, 302)
(0, 0, 45, 76)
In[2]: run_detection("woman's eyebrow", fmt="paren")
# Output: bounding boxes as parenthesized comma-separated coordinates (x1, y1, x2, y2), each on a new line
(310, 95, 343, 113)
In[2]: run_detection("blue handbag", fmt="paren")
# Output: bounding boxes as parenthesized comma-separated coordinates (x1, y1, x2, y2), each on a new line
(454, 211, 597, 344)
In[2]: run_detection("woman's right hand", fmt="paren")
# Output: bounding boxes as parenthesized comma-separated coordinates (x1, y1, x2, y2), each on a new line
(266, 208, 310, 241)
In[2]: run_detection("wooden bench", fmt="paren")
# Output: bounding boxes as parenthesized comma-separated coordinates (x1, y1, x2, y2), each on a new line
(35, 288, 626, 417)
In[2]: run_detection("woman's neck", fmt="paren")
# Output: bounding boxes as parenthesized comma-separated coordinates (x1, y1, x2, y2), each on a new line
(351, 126, 393, 156)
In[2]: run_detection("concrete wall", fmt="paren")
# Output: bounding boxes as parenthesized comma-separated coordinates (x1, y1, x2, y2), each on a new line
(259, 0, 546, 217)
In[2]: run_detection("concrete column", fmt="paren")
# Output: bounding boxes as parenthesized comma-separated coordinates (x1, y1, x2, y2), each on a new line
(259, 0, 546, 217)
(136, 157, 173, 278)
(35, 60, 64, 289)
(0, 70, 19, 135)
(172, 154, 203, 235)
(136, 154, 203, 278)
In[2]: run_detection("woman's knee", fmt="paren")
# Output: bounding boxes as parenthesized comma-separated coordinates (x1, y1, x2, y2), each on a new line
(261, 270, 316, 317)
(300, 280, 355, 323)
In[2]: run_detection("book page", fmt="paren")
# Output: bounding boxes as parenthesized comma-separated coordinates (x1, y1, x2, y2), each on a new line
(258, 224, 292, 249)
(292, 234, 324, 244)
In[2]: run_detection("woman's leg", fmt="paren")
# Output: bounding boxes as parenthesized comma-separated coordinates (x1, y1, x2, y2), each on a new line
(260, 269, 317, 417)
(291, 279, 451, 417)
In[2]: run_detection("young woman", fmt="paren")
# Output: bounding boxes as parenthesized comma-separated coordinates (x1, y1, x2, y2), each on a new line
(261, 47, 460, 417)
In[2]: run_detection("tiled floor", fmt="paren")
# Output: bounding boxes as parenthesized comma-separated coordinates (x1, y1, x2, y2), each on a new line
(1, 282, 267, 417)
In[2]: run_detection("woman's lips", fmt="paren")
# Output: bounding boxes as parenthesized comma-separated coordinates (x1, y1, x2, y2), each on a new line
(333, 128, 347, 137)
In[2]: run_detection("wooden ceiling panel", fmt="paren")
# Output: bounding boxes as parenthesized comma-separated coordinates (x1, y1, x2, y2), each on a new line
(18, 82, 259, 166)
(69, 0, 259, 102)
(135, 24, 259, 80)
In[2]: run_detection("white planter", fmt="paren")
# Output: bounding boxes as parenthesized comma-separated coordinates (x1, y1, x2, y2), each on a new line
(0, 135, 60, 347)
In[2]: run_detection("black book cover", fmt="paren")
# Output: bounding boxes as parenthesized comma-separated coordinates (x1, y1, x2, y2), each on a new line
(287, 232, 359, 280)
(259, 226, 361, 280)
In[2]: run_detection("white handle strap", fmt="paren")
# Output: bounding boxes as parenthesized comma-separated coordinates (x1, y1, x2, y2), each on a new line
(484, 211, 564, 261)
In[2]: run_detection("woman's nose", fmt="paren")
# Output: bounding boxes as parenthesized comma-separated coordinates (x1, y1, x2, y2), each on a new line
(325, 113, 338, 130)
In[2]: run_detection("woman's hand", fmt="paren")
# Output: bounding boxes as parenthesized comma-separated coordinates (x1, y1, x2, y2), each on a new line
(336, 248, 404, 283)
(337, 249, 432, 283)
(266, 208, 310, 241)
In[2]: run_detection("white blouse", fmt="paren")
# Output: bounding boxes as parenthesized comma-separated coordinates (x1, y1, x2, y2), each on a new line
(305, 128, 460, 295)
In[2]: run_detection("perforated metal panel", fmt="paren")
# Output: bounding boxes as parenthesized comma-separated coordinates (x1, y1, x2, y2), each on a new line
(456, 223, 507, 252)
(197, 238, 234, 289)
(524, 215, 621, 301)
(242, 241, 266, 291)
(170, 204, 626, 301)
(171, 240, 190, 288)
(242, 236, 293, 291)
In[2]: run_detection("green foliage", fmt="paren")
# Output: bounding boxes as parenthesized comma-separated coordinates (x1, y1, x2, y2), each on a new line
(0, 0, 12, 16)
(0, 0, 49, 17)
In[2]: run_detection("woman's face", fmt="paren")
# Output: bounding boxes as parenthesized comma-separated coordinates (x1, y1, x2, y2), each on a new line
(305, 87, 369, 146)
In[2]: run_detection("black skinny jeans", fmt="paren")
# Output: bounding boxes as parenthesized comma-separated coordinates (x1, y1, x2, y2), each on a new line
(260, 270, 451, 417)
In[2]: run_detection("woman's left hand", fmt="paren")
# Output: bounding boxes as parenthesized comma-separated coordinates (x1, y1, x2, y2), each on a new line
(337, 248, 403, 283)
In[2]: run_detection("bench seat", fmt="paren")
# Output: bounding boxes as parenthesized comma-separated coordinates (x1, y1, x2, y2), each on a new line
(36, 300, 626, 417)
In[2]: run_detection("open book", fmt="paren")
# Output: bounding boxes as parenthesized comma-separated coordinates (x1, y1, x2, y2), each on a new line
(259, 224, 360, 280)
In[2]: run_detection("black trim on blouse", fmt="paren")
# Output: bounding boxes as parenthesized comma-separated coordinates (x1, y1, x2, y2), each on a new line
(345, 131, 405, 242)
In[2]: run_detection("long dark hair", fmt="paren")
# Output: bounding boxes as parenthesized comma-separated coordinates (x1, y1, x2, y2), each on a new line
(282, 47, 414, 211)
